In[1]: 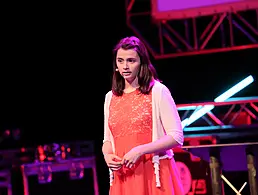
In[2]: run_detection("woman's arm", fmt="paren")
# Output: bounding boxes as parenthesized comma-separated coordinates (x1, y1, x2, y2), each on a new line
(138, 86, 183, 155)
(103, 93, 113, 154)
(137, 135, 179, 155)
(102, 141, 113, 154)
(102, 95, 122, 170)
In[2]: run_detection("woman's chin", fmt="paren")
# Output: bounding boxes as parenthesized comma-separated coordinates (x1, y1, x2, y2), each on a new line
(124, 76, 136, 83)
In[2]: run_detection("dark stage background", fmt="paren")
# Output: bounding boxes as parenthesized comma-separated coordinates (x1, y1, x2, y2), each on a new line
(2, 1, 258, 194)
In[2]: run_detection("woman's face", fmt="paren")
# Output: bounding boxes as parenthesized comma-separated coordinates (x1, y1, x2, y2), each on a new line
(116, 48, 141, 83)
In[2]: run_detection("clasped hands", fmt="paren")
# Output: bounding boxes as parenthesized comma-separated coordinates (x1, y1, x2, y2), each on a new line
(105, 146, 144, 171)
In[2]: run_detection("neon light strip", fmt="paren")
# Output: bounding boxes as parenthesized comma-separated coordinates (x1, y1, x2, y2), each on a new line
(182, 75, 254, 129)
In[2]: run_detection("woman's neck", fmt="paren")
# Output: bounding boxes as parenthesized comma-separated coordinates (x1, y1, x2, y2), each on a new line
(124, 77, 139, 93)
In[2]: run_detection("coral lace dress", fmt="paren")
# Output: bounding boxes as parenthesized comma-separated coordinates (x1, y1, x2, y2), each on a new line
(108, 89, 184, 195)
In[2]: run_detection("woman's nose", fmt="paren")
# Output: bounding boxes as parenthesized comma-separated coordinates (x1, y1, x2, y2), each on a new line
(123, 64, 129, 70)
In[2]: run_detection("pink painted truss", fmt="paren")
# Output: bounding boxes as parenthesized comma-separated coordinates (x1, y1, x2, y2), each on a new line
(176, 96, 258, 131)
(125, 0, 258, 58)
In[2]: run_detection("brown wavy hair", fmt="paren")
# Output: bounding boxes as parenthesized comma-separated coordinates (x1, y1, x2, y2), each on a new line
(112, 36, 159, 96)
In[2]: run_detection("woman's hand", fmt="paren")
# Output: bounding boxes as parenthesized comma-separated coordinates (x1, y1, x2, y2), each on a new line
(122, 146, 144, 168)
(104, 154, 122, 171)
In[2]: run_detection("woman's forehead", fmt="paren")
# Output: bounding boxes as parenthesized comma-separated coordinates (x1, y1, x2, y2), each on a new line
(117, 48, 138, 58)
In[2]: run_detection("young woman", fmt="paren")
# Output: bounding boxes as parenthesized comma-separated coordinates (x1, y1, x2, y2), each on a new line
(102, 36, 184, 195)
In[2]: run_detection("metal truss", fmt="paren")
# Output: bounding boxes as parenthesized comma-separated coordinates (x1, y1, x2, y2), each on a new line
(125, 0, 258, 59)
(177, 97, 258, 131)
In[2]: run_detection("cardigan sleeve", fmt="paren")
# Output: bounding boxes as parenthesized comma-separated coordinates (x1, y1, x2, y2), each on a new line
(103, 92, 112, 143)
(159, 86, 184, 146)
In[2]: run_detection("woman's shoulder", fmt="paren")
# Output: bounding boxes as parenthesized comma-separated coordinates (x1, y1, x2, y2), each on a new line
(153, 80, 169, 91)
(104, 90, 113, 102)
(105, 90, 113, 97)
